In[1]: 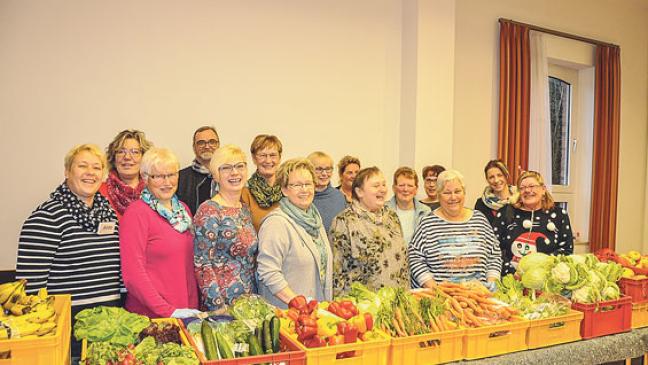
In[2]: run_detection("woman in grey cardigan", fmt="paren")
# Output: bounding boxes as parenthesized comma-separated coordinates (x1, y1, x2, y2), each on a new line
(257, 158, 333, 309)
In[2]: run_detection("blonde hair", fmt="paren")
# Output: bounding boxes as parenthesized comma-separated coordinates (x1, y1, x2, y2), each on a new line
(307, 151, 333, 166)
(393, 166, 418, 187)
(276, 158, 315, 188)
(209, 144, 247, 177)
(435, 169, 466, 195)
(64, 144, 107, 175)
(250, 134, 283, 156)
(105, 129, 153, 170)
(515, 170, 555, 210)
(139, 147, 180, 177)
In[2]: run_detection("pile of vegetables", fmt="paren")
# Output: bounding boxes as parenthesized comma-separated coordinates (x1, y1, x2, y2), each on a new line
(186, 295, 281, 361)
(495, 275, 571, 320)
(76, 307, 198, 365)
(280, 294, 382, 358)
(516, 253, 624, 304)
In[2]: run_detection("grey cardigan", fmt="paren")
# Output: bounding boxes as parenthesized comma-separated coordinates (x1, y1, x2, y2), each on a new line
(257, 208, 333, 309)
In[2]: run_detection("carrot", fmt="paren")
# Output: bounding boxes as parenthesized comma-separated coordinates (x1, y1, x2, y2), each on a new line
(392, 318, 407, 337)
(429, 317, 440, 332)
(394, 308, 408, 335)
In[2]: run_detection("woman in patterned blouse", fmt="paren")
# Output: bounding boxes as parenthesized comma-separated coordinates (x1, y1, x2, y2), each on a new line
(193, 145, 258, 310)
(329, 167, 410, 296)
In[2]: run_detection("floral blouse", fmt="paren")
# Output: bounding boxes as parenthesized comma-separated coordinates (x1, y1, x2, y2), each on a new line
(329, 201, 410, 296)
(193, 200, 258, 310)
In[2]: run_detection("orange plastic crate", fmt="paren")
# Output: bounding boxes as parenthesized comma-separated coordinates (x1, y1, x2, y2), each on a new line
(462, 320, 529, 360)
(180, 320, 306, 365)
(282, 329, 390, 365)
(619, 278, 648, 303)
(0, 294, 71, 365)
(571, 296, 632, 339)
(389, 329, 464, 365)
(525, 310, 583, 349)
(631, 302, 648, 329)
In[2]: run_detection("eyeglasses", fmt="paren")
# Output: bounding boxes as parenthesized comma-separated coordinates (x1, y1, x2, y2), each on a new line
(195, 139, 219, 148)
(148, 172, 179, 182)
(424, 177, 438, 184)
(314, 167, 333, 174)
(219, 162, 247, 174)
(287, 182, 314, 190)
(115, 148, 142, 158)
(256, 153, 280, 161)
(519, 184, 542, 191)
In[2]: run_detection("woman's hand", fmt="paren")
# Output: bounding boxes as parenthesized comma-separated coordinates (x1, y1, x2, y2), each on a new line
(422, 280, 437, 289)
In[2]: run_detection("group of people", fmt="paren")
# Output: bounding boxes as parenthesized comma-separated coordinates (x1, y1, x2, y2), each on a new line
(14, 126, 574, 358)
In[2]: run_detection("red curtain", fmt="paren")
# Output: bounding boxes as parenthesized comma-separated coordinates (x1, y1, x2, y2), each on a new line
(497, 21, 530, 184)
(589, 46, 621, 252)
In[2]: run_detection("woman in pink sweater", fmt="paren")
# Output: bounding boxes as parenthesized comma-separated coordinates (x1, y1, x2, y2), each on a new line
(120, 147, 199, 318)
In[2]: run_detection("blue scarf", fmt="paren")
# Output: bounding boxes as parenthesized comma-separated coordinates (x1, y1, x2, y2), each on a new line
(141, 188, 192, 233)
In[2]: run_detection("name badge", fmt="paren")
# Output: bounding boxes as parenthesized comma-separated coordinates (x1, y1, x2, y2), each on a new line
(97, 221, 116, 235)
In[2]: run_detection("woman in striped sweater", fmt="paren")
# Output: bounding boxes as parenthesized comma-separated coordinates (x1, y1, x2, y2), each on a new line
(408, 170, 501, 290)
(16, 144, 122, 359)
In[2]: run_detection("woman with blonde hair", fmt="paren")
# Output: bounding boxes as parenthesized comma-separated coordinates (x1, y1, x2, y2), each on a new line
(494, 170, 574, 275)
(257, 158, 332, 308)
(99, 129, 153, 219)
(16, 144, 122, 359)
(193, 145, 258, 310)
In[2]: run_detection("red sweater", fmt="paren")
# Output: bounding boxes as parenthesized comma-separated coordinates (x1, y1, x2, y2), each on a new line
(120, 200, 198, 317)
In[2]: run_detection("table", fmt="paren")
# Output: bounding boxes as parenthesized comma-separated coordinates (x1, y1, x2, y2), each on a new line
(447, 327, 648, 365)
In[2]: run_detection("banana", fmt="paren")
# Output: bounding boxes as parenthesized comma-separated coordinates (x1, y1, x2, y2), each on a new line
(9, 304, 31, 316)
(35, 321, 57, 336)
(9, 321, 41, 337)
(0, 323, 10, 340)
(37, 287, 48, 300)
(3, 292, 23, 311)
(0, 280, 25, 305)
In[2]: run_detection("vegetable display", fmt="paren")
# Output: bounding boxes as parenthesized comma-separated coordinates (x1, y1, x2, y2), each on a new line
(74, 306, 151, 346)
(496, 274, 571, 320)
(516, 253, 624, 304)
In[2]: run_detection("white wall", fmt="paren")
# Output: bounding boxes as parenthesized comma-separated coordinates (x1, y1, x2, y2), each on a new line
(0, 0, 646, 270)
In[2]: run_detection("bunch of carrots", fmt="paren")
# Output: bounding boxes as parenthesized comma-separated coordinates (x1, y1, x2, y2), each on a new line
(413, 282, 520, 328)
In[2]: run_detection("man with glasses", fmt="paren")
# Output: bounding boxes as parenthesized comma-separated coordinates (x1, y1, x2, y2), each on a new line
(177, 126, 221, 214)
(307, 151, 346, 233)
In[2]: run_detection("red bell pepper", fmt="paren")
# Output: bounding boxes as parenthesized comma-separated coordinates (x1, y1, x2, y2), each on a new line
(296, 314, 319, 342)
(328, 302, 353, 320)
(307, 299, 319, 314)
(337, 322, 358, 344)
(289, 295, 307, 311)
(327, 335, 345, 346)
(303, 335, 327, 348)
(339, 300, 358, 316)
(364, 313, 374, 331)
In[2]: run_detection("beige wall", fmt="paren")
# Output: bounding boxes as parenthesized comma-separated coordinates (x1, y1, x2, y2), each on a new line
(0, 0, 646, 270)
(453, 0, 648, 253)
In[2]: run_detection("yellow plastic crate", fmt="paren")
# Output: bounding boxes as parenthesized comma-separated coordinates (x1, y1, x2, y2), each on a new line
(389, 329, 464, 365)
(526, 310, 583, 349)
(282, 329, 390, 365)
(0, 294, 71, 365)
(631, 302, 648, 329)
(81, 317, 190, 362)
(462, 320, 529, 360)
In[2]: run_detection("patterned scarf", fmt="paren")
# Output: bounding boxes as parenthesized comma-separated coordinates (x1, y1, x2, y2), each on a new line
(247, 171, 282, 208)
(105, 170, 145, 216)
(190, 159, 219, 197)
(351, 200, 388, 226)
(140, 188, 192, 233)
(280, 197, 328, 288)
(52, 182, 117, 232)
(480, 185, 520, 210)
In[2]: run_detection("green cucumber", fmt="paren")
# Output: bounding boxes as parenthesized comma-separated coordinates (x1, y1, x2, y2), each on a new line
(215, 332, 234, 359)
(263, 319, 273, 354)
(201, 321, 219, 360)
(248, 333, 263, 356)
(270, 316, 280, 353)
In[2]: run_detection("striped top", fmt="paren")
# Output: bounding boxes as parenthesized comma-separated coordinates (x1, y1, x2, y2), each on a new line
(15, 199, 122, 306)
(408, 210, 502, 288)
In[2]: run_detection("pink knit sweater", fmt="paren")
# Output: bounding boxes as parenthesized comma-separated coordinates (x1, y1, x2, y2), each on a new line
(120, 199, 198, 317)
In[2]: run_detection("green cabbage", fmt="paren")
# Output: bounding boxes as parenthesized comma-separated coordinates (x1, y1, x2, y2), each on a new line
(551, 262, 571, 284)
(521, 267, 548, 290)
(518, 253, 554, 274)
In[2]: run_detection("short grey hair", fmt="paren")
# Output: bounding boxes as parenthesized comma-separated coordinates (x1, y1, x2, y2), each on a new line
(435, 169, 465, 195)
(140, 147, 180, 177)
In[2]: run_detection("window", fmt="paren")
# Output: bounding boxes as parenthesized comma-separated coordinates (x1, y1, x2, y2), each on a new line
(549, 76, 571, 186)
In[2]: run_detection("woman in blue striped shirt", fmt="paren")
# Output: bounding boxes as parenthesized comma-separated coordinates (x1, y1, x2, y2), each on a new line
(408, 169, 501, 290)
